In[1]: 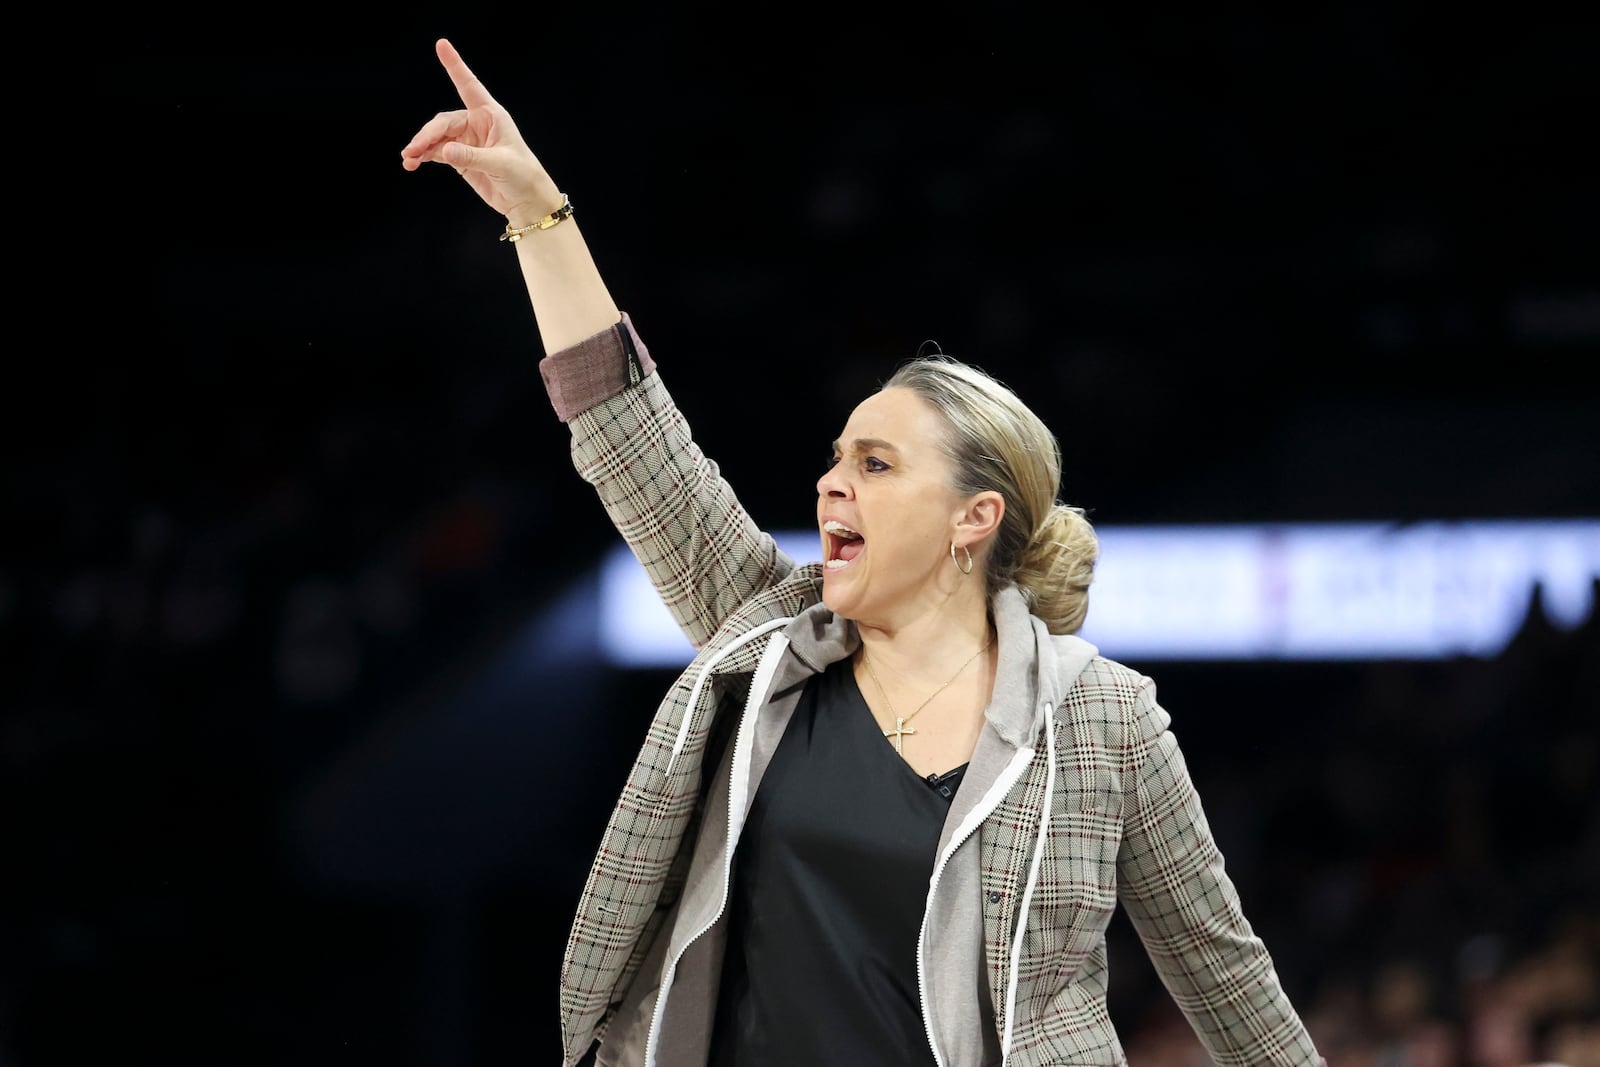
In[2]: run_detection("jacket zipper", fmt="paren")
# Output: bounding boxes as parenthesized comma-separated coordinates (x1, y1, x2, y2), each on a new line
(618, 321, 642, 385)
(916, 732, 1042, 1067)
(643, 631, 792, 1067)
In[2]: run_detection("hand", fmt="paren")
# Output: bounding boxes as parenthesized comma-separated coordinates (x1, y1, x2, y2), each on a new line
(400, 38, 564, 225)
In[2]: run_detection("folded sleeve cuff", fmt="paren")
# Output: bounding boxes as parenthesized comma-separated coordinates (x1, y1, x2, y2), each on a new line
(537, 312, 657, 422)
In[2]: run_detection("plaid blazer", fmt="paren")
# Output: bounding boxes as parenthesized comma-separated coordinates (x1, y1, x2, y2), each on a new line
(551, 324, 1322, 1066)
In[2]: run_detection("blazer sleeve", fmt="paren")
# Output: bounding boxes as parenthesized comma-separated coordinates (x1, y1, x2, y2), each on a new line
(1114, 683, 1326, 1067)
(540, 315, 796, 648)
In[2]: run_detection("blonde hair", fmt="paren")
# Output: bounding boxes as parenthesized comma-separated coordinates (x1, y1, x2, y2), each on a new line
(882, 355, 1097, 634)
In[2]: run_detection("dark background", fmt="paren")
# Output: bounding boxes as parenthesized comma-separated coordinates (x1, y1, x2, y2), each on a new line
(7, 5, 1600, 1066)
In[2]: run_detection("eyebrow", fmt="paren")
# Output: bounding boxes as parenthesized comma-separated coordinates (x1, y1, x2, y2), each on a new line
(831, 437, 901, 455)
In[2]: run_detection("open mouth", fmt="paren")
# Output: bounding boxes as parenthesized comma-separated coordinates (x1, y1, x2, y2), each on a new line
(823, 520, 865, 570)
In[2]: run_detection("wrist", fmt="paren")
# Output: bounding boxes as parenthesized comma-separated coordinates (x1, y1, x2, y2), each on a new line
(500, 193, 574, 243)
(504, 189, 569, 230)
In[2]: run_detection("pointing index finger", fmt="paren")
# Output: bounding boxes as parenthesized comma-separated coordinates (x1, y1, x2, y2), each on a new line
(436, 37, 496, 110)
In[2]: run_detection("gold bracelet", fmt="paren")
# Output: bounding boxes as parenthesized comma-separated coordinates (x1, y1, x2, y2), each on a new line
(499, 194, 574, 242)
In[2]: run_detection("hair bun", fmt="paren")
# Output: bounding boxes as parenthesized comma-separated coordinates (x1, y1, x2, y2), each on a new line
(1016, 505, 1098, 634)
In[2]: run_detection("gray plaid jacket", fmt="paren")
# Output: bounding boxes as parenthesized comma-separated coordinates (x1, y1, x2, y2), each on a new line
(547, 318, 1323, 1066)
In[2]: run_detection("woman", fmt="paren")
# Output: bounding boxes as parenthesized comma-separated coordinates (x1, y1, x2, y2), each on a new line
(401, 37, 1326, 1067)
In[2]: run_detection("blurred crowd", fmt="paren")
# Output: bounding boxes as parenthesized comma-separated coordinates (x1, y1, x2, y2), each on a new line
(1124, 913, 1600, 1066)
(1114, 589, 1600, 1067)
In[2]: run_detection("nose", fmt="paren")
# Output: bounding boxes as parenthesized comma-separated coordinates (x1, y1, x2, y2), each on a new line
(817, 463, 852, 499)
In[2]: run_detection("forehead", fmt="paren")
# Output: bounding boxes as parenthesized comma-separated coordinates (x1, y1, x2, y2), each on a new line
(835, 387, 945, 448)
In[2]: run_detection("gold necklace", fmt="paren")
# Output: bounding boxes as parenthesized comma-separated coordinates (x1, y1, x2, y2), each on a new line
(863, 636, 992, 756)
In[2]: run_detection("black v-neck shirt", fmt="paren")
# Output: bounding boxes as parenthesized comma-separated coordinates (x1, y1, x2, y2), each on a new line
(708, 657, 967, 1067)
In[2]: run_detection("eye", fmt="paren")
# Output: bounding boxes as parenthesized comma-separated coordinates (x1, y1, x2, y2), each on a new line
(864, 457, 890, 473)
(825, 455, 841, 470)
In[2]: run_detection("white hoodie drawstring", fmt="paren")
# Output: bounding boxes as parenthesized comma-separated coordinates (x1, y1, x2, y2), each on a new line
(1000, 700, 1058, 1061)
(663, 617, 794, 775)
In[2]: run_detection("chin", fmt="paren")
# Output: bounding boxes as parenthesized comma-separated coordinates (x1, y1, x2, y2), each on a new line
(819, 581, 857, 620)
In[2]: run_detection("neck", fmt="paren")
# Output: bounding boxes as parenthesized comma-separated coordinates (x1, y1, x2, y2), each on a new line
(855, 602, 993, 681)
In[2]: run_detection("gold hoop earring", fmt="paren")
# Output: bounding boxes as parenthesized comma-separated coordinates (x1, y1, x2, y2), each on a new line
(950, 541, 974, 575)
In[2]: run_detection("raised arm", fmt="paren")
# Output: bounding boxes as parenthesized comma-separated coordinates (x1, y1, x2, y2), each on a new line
(400, 38, 618, 353)
(401, 39, 797, 646)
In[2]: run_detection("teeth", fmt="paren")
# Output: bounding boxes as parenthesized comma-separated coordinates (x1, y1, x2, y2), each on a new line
(823, 520, 861, 539)
(825, 558, 850, 569)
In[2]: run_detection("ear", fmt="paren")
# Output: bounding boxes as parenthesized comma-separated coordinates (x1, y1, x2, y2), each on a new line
(952, 490, 1005, 550)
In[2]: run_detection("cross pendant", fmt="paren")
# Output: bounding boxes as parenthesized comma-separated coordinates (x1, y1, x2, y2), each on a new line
(884, 717, 916, 755)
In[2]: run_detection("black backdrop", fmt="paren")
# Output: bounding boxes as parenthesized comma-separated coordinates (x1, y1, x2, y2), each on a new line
(8, 5, 1599, 1065)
